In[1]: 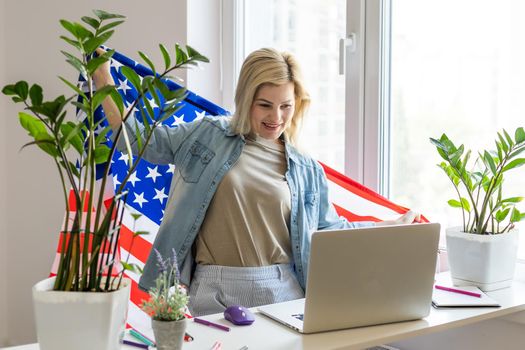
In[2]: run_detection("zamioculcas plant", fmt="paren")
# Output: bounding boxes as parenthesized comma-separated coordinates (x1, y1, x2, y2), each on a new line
(430, 127, 525, 234)
(2, 9, 209, 292)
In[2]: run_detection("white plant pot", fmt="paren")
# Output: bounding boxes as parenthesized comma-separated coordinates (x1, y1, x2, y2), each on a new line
(446, 227, 519, 291)
(32, 276, 131, 350)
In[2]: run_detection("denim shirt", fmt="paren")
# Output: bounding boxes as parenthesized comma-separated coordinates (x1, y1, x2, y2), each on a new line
(115, 116, 371, 291)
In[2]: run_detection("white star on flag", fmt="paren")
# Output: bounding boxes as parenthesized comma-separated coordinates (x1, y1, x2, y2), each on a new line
(118, 153, 130, 165)
(132, 192, 148, 208)
(167, 164, 175, 174)
(147, 97, 159, 110)
(94, 122, 106, 135)
(145, 166, 162, 183)
(110, 58, 123, 71)
(128, 171, 141, 187)
(117, 78, 132, 94)
(153, 187, 169, 204)
(195, 110, 206, 121)
(171, 114, 185, 127)
(113, 174, 121, 187)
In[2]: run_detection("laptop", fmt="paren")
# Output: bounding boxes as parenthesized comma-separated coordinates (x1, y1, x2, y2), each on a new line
(258, 223, 440, 333)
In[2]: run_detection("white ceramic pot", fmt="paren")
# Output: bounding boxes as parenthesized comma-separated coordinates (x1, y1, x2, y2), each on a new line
(32, 277, 131, 350)
(446, 227, 519, 291)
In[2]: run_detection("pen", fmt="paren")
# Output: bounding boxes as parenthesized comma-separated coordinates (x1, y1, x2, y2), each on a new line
(194, 317, 231, 332)
(129, 328, 156, 347)
(435, 284, 482, 298)
(211, 340, 222, 350)
(123, 339, 149, 349)
(239, 346, 249, 350)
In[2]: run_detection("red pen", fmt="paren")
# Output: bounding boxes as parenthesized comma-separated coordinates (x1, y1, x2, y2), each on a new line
(435, 284, 482, 298)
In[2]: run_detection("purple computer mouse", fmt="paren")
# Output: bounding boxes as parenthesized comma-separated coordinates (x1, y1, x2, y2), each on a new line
(224, 305, 255, 325)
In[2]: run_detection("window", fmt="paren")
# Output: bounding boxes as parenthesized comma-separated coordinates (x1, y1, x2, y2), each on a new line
(388, 0, 525, 258)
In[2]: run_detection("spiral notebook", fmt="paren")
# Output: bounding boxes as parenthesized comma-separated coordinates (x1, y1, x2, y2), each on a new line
(431, 285, 501, 308)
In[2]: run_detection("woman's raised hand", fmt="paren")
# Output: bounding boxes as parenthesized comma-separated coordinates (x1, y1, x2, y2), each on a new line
(375, 210, 421, 226)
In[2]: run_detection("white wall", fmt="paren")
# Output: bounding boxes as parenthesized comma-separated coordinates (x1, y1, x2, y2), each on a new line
(0, 0, 225, 346)
(187, 0, 222, 107)
(0, 0, 8, 346)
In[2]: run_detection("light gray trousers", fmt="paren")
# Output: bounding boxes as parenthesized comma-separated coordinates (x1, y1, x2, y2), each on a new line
(188, 264, 305, 316)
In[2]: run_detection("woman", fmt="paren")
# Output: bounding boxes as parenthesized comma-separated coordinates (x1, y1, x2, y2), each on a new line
(94, 48, 418, 316)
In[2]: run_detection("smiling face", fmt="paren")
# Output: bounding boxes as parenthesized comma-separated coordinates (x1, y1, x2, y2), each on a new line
(249, 82, 296, 141)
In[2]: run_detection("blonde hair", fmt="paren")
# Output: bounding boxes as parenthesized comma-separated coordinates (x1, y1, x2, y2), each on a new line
(230, 48, 311, 146)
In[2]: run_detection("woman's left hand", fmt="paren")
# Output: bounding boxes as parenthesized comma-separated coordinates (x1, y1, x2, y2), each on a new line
(375, 210, 421, 226)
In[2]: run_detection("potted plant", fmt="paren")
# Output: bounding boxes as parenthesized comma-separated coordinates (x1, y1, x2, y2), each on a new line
(430, 128, 525, 291)
(141, 249, 189, 350)
(2, 9, 207, 350)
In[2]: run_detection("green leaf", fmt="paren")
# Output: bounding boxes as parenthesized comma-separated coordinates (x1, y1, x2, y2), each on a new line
(92, 85, 116, 110)
(58, 76, 87, 100)
(450, 144, 464, 166)
(109, 89, 124, 116)
(29, 84, 43, 106)
(121, 262, 142, 274)
(60, 160, 80, 179)
(93, 9, 126, 20)
(175, 43, 188, 65)
(71, 22, 92, 41)
(130, 213, 142, 221)
(144, 78, 161, 116)
(501, 197, 524, 204)
(159, 44, 171, 71)
(515, 127, 525, 144)
(121, 66, 142, 92)
(60, 36, 82, 50)
(93, 144, 111, 164)
(86, 56, 109, 75)
(460, 197, 471, 212)
(133, 231, 149, 236)
(497, 132, 509, 153)
(495, 208, 510, 222)
(448, 199, 462, 208)
(19, 112, 47, 137)
(484, 150, 497, 175)
(60, 122, 84, 154)
(71, 101, 89, 114)
(97, 20, 125, 34)
(430, 137, 448, 160)
(61, 51, 87, 77)
(509, 146, 525, 159)
(81, 16, 100, 29)
(186, 45, 209, 63)
(21, 138, 58, 157)
(59, 19, 78, 38)
(15, 81, 29, 100)
(2, 84, 17, 96)
(502, 158, 525, 172)
(139, 51, 156, 74)
(510, 207, 521, 222)
(84, 31, 114, 54)
(503, 129, 514, 147)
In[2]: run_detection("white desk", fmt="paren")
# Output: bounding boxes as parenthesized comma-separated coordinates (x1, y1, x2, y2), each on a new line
(6, 267, 525, 350)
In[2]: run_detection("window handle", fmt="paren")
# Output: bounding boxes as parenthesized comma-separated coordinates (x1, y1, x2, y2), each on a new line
(339, 33, 356, 75)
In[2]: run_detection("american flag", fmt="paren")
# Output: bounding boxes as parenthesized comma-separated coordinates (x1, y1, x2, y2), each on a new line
(50, 49, 419, 338)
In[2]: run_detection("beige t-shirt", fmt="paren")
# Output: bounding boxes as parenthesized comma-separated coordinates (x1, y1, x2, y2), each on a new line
(194, 135, 292, 266)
